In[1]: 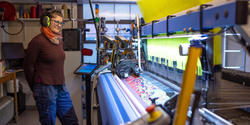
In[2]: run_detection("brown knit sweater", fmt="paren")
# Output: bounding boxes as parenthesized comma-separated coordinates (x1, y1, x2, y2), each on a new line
(24, 33, 65, 90)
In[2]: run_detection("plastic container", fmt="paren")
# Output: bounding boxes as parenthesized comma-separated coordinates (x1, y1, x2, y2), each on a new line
(36, 4, 42, 18)
(30, 6, 36, 18)
(16, 11, 19, 18)
(19, 5, 23, 18)
(7, 78, 19, 93)
(62, 4, 68, 19)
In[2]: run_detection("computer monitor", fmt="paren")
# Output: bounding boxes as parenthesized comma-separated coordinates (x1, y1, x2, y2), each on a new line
(1, 42, 25, 69)
(62, 28, 81, 51)
(2, 42, 25, 59)
(74, 63, 97, 75)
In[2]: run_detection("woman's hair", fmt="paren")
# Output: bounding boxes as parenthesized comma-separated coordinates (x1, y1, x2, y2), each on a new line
(40, 9, 63, 26)
(50, 9, 63, 18)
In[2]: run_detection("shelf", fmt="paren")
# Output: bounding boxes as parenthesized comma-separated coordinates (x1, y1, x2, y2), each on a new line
(11, 1, 77, 4)
(17, 18, 76, 21)
(17, 18, 40, 21)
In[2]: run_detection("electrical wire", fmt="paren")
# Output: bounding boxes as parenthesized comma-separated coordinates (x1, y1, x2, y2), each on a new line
(88, 0, 101, 66)
(1, 19, 24, 35)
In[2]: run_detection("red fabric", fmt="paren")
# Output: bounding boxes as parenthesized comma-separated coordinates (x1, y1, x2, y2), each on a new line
(0, 1, 16, 21)
(30, 6, 36, 18)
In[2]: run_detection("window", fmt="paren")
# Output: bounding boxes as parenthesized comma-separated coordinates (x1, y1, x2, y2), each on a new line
(83, 3, 139, 47)
(100, 3, 115, 20)
(83, 3, 142, 21)
(105, 24, 116, 37)
(86, 24, 96, 40)
(115, 4, 130, 20)
(131, 4, 142, 20)
(117, 24, 131, 39)
(86, 23, 131, 40)
(83, 43, 97, 63)
(83, 4, 95, 19)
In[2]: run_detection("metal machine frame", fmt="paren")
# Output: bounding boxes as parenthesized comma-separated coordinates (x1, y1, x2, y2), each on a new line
(90, 1, 249, 125)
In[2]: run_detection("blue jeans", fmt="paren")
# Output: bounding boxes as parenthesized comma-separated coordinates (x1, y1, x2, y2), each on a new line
(33, 83, 79, 125)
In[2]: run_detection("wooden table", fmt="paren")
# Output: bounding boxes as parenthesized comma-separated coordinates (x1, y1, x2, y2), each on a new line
(0, 72, 18, 122)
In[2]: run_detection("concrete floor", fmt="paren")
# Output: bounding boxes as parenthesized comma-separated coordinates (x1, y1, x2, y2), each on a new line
(7, 109, 40, 125)
(7, 109, 86, 125)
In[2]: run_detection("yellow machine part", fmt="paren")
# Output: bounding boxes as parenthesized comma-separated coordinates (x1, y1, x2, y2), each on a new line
(173, 46, 202, 125)
(212, 27, 222, 65)
(147, 111, 162, 123)
(136, 0, 212, 23)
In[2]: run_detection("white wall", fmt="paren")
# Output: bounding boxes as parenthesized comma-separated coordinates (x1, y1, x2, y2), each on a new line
(0, 22, 9, 55)
(63, 51, 83, 125)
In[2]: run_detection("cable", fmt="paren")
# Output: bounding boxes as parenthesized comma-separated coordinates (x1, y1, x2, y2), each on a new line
(88, 0, 101, 66)
(1, 19, 24, 35)
(198, 27, 229, 43)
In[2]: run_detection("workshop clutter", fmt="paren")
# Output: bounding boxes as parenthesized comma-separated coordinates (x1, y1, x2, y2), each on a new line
(14, 3, 70, 19)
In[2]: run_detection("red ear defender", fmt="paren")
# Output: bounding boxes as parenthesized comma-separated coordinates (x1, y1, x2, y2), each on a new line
(81, 48, 93, 56)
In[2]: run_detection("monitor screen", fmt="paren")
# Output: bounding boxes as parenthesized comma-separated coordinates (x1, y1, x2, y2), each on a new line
(62, 28, 81, 51)
(2, 42, 25, 59)
(74, 64, 97, 75)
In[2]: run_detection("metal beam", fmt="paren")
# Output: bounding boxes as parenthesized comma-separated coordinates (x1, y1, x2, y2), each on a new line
(141, 1, 248, 36)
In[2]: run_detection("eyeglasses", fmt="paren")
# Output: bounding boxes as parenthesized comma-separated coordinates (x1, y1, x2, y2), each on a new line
(51, 20, 65, 26)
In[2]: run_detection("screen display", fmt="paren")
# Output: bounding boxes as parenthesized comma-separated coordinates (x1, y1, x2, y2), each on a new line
(62, 29, 81, 51)
(75, 64, 97, 74)
(2, 43, 25, 59)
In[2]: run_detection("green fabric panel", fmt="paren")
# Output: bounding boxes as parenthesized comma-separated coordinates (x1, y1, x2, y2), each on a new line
(147, 38, 203, 76)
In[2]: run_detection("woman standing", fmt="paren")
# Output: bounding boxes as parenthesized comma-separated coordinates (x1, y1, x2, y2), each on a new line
(24, 9, 78, 125)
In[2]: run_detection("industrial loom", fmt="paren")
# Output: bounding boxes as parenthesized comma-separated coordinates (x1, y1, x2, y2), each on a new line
(88, 1, 249, 125)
